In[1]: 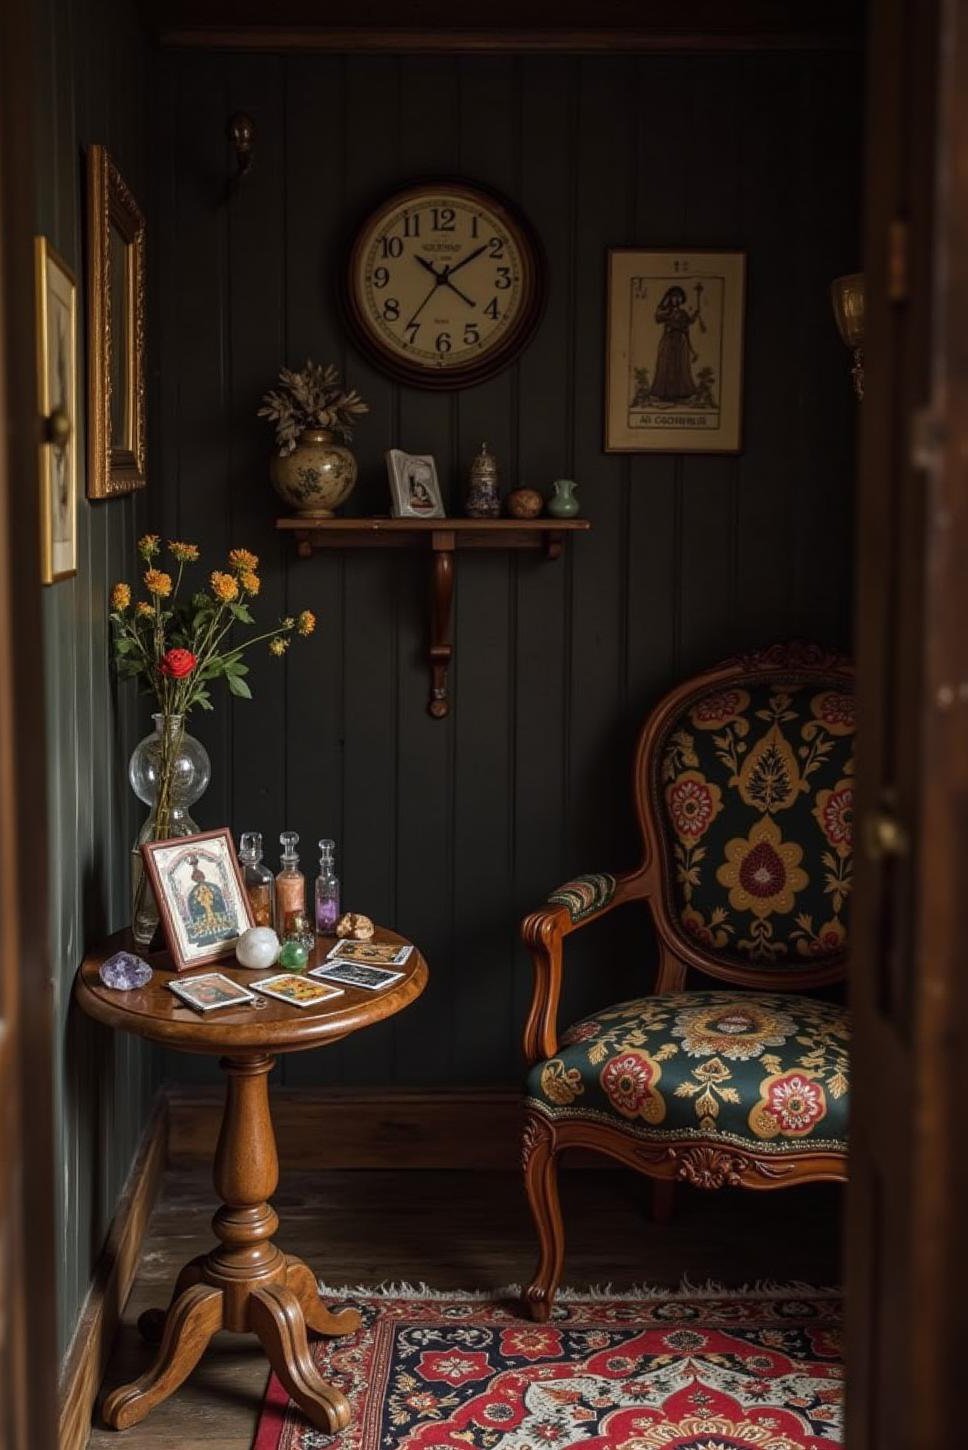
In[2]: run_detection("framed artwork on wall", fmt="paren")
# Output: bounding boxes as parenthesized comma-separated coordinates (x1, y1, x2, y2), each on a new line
(605, 249, 746, 453)
(386, 449, 445, 518)
(86, 143, 146, 498)
(34, 237, 78, 584)
(141, 827, 255, 973)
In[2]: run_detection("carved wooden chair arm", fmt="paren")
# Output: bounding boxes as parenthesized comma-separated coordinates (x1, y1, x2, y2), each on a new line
(521, 869, 648, 1065)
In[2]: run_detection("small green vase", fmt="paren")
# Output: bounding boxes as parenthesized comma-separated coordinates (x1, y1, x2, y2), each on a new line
(547, 478, 580, 518)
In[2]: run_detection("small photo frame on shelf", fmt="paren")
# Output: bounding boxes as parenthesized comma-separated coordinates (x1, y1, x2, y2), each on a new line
(605, 249, 746, 454)
(141, 827, 255, 973)
(386, 449, 445, 519)
(34, 237, 78, 584)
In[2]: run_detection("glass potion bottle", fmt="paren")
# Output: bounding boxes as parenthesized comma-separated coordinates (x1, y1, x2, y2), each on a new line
(315, 839, 341, 935)
(275, 831, 306, 937)
(239, 831, 275, 929)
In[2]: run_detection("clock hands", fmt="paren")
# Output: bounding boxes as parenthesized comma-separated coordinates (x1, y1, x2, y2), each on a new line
(413, 252, 478, 309)
(443, 243, 487, 280)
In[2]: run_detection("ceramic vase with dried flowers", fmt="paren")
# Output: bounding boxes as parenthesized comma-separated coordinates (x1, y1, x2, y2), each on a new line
(110, 535, 317, 945)
(259, 359, 369, 517)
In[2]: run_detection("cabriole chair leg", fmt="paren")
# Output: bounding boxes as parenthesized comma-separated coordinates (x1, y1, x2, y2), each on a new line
(522, 1112, 565, 1323)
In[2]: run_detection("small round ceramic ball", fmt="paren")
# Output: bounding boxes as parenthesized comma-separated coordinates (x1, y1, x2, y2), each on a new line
(506, 488, 543, 519)
(236, 926, 280, 970)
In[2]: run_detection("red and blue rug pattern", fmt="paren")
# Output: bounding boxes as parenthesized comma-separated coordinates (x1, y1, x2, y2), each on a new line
(254, 1286, 842, 1449)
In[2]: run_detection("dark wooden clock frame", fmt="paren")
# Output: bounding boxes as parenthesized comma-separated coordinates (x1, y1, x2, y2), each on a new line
(343, 177, 546, 390)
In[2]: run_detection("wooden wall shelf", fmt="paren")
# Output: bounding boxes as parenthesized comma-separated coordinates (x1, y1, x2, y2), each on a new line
(277, 516, 590, 718)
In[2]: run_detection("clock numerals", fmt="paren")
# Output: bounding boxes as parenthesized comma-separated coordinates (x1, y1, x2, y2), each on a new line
(403, 213, 420, 238)
(373, 266, 390, 289)
(431, 206, 456, 232)
(484, 298, 500, 320)
(435, 332, 452, 355)
(464, 323, 480, 346)
(405, 322, 420, 346)
(379, 235, 403, 259)
(495, 267, 512, 290)
(382, 297, 400, 321)
(488, 237, 505, 258)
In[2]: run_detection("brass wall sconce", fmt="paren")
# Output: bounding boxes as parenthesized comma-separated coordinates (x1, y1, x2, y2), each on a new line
(831, 272, 865, 401)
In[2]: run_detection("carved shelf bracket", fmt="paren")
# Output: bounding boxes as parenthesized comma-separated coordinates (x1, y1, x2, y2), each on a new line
(279, 516, 590, 719)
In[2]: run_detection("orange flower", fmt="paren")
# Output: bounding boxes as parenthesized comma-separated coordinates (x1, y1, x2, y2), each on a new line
(269, 636, 289, 656)
(168, 540, 199, 563)
(229, 548, 259, 572)
(143, 568, 172, 598)
(297, 609, 316, 637)
(136, 602, 155, 619)
(239, 570, 261, 595)
(211, 571, 239, 603)
(110, 582, 131, 611)
(138, 533, 160, 560)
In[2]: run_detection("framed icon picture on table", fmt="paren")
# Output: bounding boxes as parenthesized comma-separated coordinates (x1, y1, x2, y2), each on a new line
(142, 827, 255, 972)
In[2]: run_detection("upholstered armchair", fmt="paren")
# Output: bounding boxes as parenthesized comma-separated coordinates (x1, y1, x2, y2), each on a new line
(521, 643, 852, 1320)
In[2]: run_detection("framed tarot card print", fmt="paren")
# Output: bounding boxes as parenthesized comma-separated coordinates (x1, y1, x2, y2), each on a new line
(142, 827, 255, 972)
(605, 249, 746, 453)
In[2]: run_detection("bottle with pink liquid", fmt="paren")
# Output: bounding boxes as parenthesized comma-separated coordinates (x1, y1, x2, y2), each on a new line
(314, 838, 340, 935)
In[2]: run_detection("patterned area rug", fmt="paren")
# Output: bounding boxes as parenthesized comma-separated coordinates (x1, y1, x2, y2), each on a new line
(253, 1284, 842, 1449)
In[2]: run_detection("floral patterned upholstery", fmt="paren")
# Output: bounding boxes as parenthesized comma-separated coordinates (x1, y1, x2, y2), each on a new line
(656, 677, 854, 967)
(526, 991, 849, 1155)
(548, 873, 617, 923)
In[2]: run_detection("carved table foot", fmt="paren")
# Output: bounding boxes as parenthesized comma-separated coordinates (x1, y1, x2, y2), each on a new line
(285, 1255, 362, 1336)
(101, 1283, 223, 1430)
(250, 1284, 353, 1433)
(138, 1253, 209, 1344)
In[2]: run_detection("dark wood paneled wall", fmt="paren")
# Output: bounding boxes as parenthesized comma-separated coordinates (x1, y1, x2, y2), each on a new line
(34, 0, 156, 1357)
(154, 49, 860, 1089)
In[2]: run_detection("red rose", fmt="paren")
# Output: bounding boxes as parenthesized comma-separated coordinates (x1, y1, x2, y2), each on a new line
(159, 647, 197, 679)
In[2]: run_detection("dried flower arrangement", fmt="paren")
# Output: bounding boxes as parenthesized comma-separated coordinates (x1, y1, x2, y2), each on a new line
(258, 359, 369, 457)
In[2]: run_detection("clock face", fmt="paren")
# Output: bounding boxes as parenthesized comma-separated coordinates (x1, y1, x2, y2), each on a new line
(346, 182, 544, 389)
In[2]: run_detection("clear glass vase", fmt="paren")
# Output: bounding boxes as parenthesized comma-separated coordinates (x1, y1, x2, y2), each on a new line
(129, 712, 211, 947)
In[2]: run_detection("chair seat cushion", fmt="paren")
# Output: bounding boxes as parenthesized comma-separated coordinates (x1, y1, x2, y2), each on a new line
(525, 991, 848, 1156)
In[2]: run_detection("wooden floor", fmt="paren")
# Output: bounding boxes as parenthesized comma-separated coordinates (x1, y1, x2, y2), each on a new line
(87, 1166, 842, 1448)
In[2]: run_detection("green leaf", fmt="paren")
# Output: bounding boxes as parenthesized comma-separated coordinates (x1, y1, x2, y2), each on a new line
(229, 602, 254, 625)
(226, 673, 252, 699)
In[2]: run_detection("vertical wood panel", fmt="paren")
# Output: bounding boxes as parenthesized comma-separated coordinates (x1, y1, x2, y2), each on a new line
(38, 0, 158, 1356)
(155, 48, 860, 1095)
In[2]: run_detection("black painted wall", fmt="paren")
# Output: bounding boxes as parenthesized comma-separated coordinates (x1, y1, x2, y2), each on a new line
(35, 0, 155, 1356)
(153, 47, 861, 1089)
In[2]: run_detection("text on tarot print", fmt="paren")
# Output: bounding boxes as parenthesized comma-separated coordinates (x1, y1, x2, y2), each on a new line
(627, 274, 725, 431)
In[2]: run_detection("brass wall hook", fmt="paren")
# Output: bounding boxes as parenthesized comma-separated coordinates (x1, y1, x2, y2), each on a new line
(227, 112, 255, 196)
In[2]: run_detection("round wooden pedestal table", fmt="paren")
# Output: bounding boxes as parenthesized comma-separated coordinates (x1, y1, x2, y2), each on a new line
(75, 926, 428, 1435)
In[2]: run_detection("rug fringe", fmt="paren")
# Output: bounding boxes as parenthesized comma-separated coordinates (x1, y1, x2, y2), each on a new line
(315, 1277, 841, 1303)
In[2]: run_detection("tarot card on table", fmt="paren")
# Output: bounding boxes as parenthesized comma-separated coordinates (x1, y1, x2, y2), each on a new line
(167, 973, 255, 1013)
(310, 960, 405, 992)
(326, 938, 413, 967)
(251, 974, 346, 1008)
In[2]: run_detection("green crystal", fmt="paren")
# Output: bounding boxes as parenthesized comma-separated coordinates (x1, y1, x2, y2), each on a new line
(278, 940, 309, 971)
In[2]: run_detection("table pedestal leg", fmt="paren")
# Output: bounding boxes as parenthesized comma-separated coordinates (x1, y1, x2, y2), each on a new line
(102, 1054, 358, 1434)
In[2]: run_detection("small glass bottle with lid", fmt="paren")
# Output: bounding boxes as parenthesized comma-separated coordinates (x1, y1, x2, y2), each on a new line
(275, 831, 306, 937)
(239, 831, 275, 929)
(315, 839, 341, 935)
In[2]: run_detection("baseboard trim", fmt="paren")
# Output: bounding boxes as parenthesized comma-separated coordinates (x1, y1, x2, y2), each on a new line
(58, 1092, 169, 1450)
(167, 1084, 527, 1170)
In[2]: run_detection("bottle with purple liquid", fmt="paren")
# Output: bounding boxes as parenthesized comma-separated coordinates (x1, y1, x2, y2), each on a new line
(315, 839, 340, 935)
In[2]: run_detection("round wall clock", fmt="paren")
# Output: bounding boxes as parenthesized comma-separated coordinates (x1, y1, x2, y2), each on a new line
(346, 180, 545, 389)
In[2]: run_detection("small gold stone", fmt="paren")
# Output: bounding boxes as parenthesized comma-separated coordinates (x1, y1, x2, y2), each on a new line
(336, 912, 375, 941)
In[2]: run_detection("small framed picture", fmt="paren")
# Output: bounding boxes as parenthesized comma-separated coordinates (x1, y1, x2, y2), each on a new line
(141, 827, 255, 972)
(386, 449, 445, 518)
(252, 974, 346, 1009)
(34, 237, 78, 583)
(168, 973, 255, 1013)
(326, 938, 413, 968)
(310, 960, 405, 992)
(605, 249, 746, 453)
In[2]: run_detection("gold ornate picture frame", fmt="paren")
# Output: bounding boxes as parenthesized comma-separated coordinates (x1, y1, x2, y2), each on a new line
(605, 249, 746, 454)
(34, 237, 78, 583)
(86, 144, 146, 498)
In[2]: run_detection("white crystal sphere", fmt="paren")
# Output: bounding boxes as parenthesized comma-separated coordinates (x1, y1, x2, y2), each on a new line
(236, 926, 280, 970)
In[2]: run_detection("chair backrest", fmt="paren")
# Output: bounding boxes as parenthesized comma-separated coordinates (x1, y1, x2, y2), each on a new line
(635, 643, 854, 989)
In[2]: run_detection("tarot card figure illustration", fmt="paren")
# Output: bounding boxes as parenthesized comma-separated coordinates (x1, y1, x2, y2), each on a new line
(165, 846, 240, 950)
(627, 274, 724, 433)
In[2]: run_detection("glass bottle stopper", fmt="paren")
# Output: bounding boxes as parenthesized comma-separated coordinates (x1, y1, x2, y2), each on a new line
(239, 831, 263, 861)
(280, 830, 299, 864)
(318, 838, 335, 866)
